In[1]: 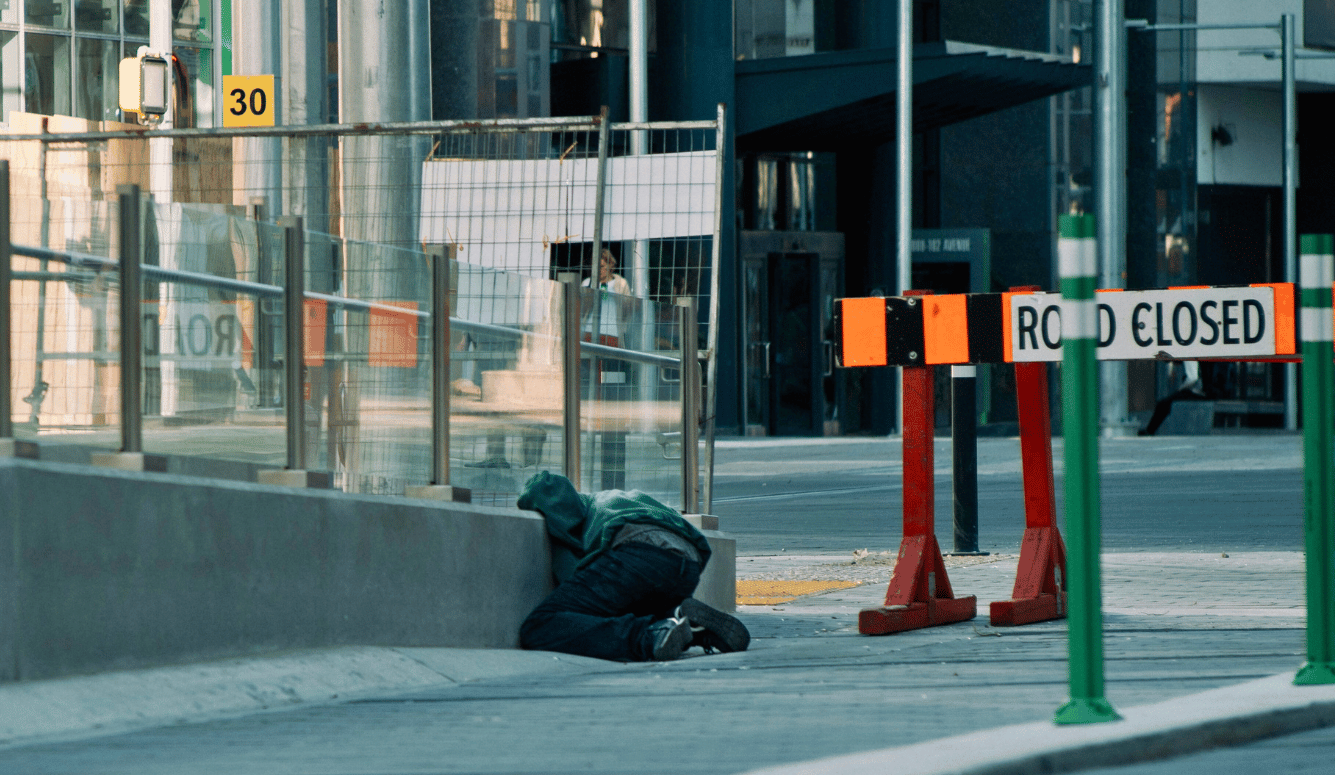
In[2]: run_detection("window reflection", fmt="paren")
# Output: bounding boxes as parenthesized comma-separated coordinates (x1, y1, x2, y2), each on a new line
(27, 0, 70, 29)
(75, 0, 117, 33)
(74, 37, 118, 121)
(174, 0, 210, 43)
(1, 32, 20, 120)
(25, 34, 72, 117)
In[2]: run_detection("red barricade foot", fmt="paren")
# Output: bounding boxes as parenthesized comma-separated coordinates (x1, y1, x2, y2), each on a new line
(858, 534, 978, 635)
(989, 525, 1067, 627)
(989, 592, 1065, 627)
(860, 596, 978, 635)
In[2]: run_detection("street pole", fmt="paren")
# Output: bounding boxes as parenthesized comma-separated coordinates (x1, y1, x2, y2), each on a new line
(1096, 0, 1130, 438)
(1282, 13, 1298, 432)
(895, 0, 913, 435)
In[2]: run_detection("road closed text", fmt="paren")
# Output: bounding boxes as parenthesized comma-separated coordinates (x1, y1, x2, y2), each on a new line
(1007, 285, 1294, 362)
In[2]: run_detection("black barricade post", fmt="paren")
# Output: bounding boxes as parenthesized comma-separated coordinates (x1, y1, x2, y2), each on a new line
(950, 364, 983, 554)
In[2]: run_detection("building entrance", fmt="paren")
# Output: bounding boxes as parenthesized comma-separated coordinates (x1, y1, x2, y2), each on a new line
(740, 231, 843, 436)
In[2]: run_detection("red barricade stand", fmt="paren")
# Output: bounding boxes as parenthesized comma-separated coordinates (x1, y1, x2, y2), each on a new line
(859, 356, 978, 635)
(989, 317, 1069, 626)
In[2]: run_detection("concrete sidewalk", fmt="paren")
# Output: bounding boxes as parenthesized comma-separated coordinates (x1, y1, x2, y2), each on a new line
(1, 549, 1325, 774)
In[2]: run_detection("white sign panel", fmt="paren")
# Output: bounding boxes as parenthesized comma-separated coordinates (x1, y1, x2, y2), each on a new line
(419, 151, 716, 275)
(1008, 286, 1287, 362)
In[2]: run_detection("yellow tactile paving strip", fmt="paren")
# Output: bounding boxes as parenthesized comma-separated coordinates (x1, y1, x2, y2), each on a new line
(736, 580, 861, 606)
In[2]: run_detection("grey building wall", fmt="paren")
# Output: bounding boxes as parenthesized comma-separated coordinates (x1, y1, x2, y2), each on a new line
(940, 0, 1054, 293)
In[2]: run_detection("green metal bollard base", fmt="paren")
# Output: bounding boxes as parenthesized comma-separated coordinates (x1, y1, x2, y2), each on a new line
(1294, 662, 1335, 685)
(1054, 697, 1122, 725)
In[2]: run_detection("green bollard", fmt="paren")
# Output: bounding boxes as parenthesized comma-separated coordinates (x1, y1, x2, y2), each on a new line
(1295, 234, 1335, 686)
(1053, 214, 1121, 724)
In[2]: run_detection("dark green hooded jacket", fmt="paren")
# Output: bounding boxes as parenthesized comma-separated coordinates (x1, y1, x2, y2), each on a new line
(517, 471, 712, 583)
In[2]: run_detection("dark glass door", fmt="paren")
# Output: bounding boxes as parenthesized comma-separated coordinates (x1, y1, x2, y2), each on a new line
(768, 253, 823, 436)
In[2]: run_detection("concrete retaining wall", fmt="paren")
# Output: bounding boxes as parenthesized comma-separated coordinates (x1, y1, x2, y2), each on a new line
(0, 458, 736, 683)
(0, 458, 552, 682)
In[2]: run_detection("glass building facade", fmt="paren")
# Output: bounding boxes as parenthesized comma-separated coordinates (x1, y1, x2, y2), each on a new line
(1, 0, 218, 126)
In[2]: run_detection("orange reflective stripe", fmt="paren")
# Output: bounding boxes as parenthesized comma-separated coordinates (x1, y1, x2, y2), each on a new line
(1001, 292, 1018, 362)
(840, 297, 888, 367)
(1253, 282, 1296, 355)
(922, 294, 969, 364)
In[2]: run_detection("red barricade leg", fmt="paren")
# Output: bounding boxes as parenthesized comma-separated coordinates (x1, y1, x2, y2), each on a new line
(860, 360, 977, 635)
(989, 359, 1069, 626)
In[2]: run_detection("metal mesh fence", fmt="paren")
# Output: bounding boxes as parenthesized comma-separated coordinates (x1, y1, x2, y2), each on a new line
(3, 115, 722, 508)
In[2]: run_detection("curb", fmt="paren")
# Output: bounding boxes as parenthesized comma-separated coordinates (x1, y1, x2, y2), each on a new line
(742, 672, 1335, 775)
(0, 646, 612, 750)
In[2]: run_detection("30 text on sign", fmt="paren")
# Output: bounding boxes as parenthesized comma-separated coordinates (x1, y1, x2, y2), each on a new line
(221, 75, 275, 127)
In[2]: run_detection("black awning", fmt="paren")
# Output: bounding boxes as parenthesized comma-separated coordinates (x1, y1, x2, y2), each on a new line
(735, 41, 1090, 151)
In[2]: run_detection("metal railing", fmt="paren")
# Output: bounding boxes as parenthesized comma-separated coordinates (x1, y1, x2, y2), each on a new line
(0, 112, 723, 509)
(1, 160, 709, 510)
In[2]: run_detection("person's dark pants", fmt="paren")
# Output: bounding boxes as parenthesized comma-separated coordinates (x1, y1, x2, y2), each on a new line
(520, 542, 702, 661)
(1141, 389, 1208, 435)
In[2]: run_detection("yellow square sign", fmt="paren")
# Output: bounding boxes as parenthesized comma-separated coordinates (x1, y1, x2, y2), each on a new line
(222, 75, 275, 127)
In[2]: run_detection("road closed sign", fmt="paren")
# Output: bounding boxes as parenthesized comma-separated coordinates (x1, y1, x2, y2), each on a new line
(1006, 285, 1296, 362)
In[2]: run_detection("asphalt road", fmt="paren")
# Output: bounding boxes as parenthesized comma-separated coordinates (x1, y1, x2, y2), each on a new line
(711, 435, 1304, 556)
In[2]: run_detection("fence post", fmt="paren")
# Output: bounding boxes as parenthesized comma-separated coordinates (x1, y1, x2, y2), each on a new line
(0, 161, 10, 441)
(1053, 213, 1120, 723)
(88, 186, 161, 471)
(679, 297, 699, 514)
(406, 245, 469, 503)
(1296, 233, 1335, 685)
(257, 217, 329, 488)
(0, 160, 30, 458)
(282, 217, 305, 471)
(118, 185, 144, 455)
(249, 197, 278, 408)
(560, 272, 582, 485)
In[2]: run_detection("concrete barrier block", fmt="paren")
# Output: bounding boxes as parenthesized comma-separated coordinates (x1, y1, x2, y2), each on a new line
(695, 529, 737, 613)
(0, 458, 553, 683)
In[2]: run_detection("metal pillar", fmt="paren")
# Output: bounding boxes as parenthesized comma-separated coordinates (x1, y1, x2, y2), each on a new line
(337, 0, 428, 250)
(561, 273, 582, 484)
(281, 217, 306, 471)
(118, 186, 144, 455)
(894, 0, 914, 435)
(236, 2, 282, 210)
(1283, 14, 1298, 432)
(0, 161, 10, 440)
(1097, 0, 1130, 438)
(430, 246, 452, 487)
(679, 298, 700, 514)
(283, 0, 330, 235)
(629, 0, 650, 298)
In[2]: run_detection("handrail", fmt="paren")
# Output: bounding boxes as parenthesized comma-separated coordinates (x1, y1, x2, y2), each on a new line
(0, 116, 715, 144)
(9, 242, 682, 369)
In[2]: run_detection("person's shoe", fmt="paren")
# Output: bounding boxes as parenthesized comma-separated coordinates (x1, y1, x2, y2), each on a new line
(647, 616, 693, 661)
(676, 597, 750, 654)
